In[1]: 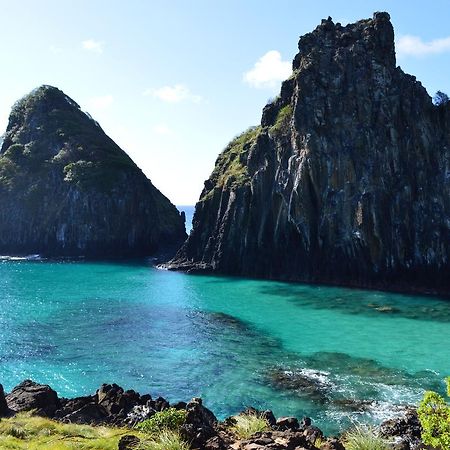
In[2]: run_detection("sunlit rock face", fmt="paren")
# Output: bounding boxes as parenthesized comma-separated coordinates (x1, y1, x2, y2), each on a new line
(0, 85, 186, 257)
(169, 13, 450, 295)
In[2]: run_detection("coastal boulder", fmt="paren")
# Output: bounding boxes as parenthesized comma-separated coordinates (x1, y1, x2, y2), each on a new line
(380, 409, 423, 450)
(0, 85, 186, 258)
(0, 384, 9, 416)
(6, 379, 60, 417)
(169, 12, 450, 295)
(181, 397, 218, 448)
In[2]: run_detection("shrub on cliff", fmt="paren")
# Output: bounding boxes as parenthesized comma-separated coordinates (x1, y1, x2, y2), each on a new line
(135, 408, 187, 435)
(433, 91, 450, 106)
(417, 377, 450, 450)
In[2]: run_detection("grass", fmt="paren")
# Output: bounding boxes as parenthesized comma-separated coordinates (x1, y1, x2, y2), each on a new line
(229, 413, 271, 439)
(269, 104, 293, 135)
(142, 430, 190, 450)
(343, 425, 392, 450)
(0, 411, 143, 450)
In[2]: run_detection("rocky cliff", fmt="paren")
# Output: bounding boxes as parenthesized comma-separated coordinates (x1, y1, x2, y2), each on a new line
(0, 85, 186, 257)
(169, 12, 450, 295)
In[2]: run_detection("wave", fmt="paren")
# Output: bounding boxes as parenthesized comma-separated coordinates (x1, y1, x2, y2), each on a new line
(0, 254, 43, 261)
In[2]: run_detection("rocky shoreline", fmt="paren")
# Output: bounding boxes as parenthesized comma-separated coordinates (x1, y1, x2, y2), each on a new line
(0, 379, 425, 449)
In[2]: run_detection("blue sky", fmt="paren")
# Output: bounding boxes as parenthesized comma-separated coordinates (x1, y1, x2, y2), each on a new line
(0, 0, 449, 204)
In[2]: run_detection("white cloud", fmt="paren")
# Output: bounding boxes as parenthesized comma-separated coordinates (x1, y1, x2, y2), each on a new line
(152, 123, 172, 135)
(85, 95, 114, 111)
(144, 84, 202, 103)
(243, 50, 291, 89)
(396, 35, 450, 57)
(82, 39, 104, 54)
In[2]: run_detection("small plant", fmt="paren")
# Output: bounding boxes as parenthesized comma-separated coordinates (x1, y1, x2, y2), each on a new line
(343, 425, 391, 450)
(142, 430, 190, 450)
(433, 90, 450, 106)
(230, 413, 270, 439)
(5, 425, 27, 439)
(417, 377, 450, 450)
(135, 408, 187, 435)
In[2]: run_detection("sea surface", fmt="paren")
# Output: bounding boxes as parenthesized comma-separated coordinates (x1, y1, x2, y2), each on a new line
(0, 211, 448, 434)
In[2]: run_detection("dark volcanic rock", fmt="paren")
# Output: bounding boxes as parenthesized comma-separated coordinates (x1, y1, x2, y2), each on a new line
(276, 416, 299, 431)
(62, 403, 109, 424)
(0, 383, 9, 416)
(168, 12, 450, 295)
(0, 85, 186, 258)
(181, 397, 218, 448)
(118, 434, 141, 450)
(269, 368, 331, 403)
(380, 409, 423, 450)
(6, 380, 60, 417)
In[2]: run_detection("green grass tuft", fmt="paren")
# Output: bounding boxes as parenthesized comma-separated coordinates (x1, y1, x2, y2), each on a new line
(142, 430, 190, 450)
(343, 425, 392, 450)
(229, 413, 270, 439)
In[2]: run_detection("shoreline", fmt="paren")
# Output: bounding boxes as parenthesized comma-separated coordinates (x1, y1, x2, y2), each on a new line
(0, 379, 425, 450)
(2, 253, 449, 299)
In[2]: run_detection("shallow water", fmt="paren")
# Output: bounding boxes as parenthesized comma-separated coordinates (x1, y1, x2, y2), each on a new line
(0, 258, 448, 434)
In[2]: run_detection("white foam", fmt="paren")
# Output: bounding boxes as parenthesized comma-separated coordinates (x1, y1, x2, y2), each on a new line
(0, 254, 43, 261)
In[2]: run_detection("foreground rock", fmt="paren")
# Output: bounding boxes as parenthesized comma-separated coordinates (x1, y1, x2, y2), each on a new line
(168, 12, 450, 295)
(0, 383, 9, 416)
(380, 409, 423, 450)
(5, 379, 60, 417)
(0, 379, 428, 449)
(0, 85, 186, 257)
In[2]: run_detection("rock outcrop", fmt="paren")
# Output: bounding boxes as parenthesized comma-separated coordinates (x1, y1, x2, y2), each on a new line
(0, 383, 9, 416)
(0, 85, 186, 257)
(5, 380, 60, 417)
(168, 12, 450, 295)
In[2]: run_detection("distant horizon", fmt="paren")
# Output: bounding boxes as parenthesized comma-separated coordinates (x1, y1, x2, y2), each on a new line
(1, 1, 449, 204)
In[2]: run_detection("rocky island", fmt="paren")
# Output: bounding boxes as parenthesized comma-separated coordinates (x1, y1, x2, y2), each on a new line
(168, 12, 450, 295)
(0, 85, 186, 258)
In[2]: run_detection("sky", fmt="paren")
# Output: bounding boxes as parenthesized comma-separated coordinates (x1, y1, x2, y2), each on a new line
(0, 0, 449, 205)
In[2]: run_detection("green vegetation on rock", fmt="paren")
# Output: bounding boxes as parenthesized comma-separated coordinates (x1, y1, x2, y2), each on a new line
(417, 378, 450, 450)
(135, 408, 187, 435)
(270, 104, 293, 135)
(201, 126, 261, 201)
(0, 85, 136, 192)
(229, 413, 270, 439)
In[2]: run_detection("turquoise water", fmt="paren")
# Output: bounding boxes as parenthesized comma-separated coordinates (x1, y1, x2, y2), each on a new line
(0, 258, 449, 434)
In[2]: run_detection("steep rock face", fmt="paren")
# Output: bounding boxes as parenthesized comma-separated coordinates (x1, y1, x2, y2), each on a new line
(170, 13, 450, 294)
(0, 85, 186, 257)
